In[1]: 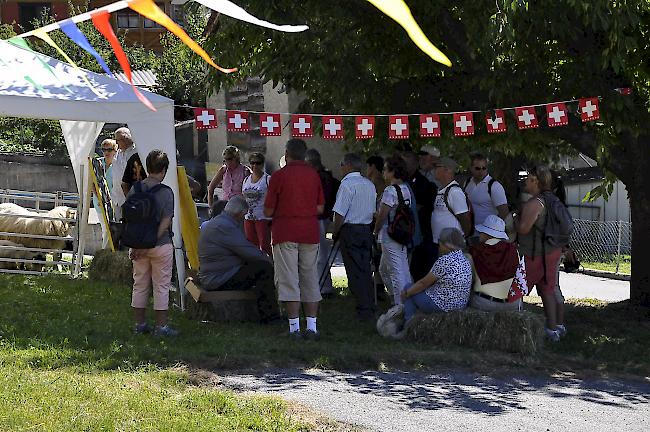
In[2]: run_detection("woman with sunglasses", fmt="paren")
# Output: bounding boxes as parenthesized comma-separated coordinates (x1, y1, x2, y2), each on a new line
(92, 139, 118, 248)
(207, 146, 251, 210)
(99, 139, 118, 194)
(242, 152, 272, 256)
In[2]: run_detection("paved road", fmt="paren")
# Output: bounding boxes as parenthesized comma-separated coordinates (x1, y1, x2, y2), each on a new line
(331, 264, 630, 302)
(221, 368, 650, 432)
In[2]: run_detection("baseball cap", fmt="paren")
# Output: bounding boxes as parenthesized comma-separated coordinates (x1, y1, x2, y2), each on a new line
(417, 145, 441, 157)
(436, 157, 458, 172)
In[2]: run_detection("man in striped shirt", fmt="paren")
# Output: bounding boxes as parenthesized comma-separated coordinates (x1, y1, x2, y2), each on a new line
(332, 153, 378, 321)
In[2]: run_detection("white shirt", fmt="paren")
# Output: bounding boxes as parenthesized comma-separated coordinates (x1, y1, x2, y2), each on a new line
(378, 183, 412, 243)
(431, 180, 469, 243)
(465, 174, 508, 225)
(242, 173, 271, 221)
(111, 144, 138, 207)
(333, 172, 376, 225)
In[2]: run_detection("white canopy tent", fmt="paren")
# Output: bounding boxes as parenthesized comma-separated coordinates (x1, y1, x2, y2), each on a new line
(0, 40, 186, 295)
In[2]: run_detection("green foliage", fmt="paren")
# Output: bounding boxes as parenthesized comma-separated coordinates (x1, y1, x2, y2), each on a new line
(0, 117, 64, 155)
(0, 23, 16, 39)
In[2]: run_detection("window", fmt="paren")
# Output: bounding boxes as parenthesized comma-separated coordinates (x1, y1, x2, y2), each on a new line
(18, 3, 51, 32)
(144, 3, 164, 29)
(117, 10, 140, 29)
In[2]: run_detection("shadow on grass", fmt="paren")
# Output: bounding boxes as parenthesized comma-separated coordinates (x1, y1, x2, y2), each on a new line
(1, 274, 649, 381)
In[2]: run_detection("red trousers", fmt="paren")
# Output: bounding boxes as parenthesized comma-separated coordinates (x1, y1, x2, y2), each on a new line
(244, 219, 272, 257)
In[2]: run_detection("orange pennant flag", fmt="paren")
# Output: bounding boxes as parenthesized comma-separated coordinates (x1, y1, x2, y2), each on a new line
(91, 10, 156, 111)
(129, 0, 237, 74)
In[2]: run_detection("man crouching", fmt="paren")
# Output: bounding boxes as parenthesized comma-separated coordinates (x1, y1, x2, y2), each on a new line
(198, 196, 280, 323)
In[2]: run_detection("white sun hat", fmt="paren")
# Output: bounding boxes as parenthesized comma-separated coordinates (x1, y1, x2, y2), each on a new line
(475, 214, 509, 240)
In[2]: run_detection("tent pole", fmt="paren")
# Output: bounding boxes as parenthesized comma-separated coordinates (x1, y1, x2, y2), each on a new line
(74, 162, 91, 276)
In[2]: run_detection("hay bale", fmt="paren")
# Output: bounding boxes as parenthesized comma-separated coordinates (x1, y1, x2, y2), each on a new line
(407, 309, 545, 355)
(88, 249, 133, 286)
(184, 293, 260, 322)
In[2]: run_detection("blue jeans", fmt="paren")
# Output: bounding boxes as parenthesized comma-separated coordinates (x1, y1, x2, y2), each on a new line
(403, 285, 444, 321)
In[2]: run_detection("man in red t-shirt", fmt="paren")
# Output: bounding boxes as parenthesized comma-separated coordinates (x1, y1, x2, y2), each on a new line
(264, 139, 325, 339)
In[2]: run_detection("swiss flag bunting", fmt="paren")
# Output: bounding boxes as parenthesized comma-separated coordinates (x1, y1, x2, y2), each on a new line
(388, 115, 409, 139)
(579, 98, 600, 122)
(453, 112, 474, 136)
(259, 113, 281, 136)
(355, 116, 375, 139)
(420, 114, 441, 137)
(322, 115, 344, 139)
(515, 106, 539, 129)
(485, 110, 507, 133)
(546, 103, 568, 127)
(194, 108, 218, 130)
(226, 110, 250, 132)
(291, 114, 313, 138)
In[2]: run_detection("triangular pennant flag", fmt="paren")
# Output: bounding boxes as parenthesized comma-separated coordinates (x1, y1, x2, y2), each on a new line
(260, 113, 282, 136)
(32, 28, 102, 96)
(546, 103, 568, 127)
(7, 36, 69, 92)
(91, 11, 156, 111)
(419, 114, 441, 137)
(128, 0, 236, 74)
(355, 116, 375, 139)
(59, 19, 114, 78)
(226, 110, 250, 132)
(322, 115, 344, 139)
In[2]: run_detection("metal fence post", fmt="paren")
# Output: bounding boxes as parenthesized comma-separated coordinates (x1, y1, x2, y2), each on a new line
(615, 221, 623, 274)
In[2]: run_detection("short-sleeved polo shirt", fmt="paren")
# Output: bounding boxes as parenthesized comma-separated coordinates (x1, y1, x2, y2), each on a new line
(264, 160, 325, 245)
(431, 181, 468, 243)
(465, 174, 508, 225)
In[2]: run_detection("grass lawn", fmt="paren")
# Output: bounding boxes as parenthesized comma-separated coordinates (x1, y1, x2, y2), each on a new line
(0, 273, 649, 429)
(581, 255, 631, 275)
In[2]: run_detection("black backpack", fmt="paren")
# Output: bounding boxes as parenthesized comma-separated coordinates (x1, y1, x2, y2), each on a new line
(387, 185, 416, 246)
(541, 191, 574, 247)
(443, 183, 475, 236)
(121, 182, 170, 249)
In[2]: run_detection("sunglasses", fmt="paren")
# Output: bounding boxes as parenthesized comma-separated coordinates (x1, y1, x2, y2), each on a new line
(473, 166, 487, 171)
(249, 160, 263, 165)
(101, 148, 115, 153)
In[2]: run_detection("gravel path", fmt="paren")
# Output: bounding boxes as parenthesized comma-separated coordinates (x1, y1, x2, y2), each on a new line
(221, 368, 650, 432)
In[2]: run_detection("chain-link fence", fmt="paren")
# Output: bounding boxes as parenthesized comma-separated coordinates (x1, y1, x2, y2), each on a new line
(570, 219, 632, 274)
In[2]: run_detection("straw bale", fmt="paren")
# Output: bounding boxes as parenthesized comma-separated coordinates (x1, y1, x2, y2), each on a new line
(407, 308, 545, 355)
(88, 248, 133, 286)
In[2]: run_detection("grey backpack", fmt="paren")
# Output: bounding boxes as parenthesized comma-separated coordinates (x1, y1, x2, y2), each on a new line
(542, 191, 574, 247)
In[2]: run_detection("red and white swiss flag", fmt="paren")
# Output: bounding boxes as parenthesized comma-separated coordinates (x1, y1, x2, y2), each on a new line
(259, 113, 281, 136)
(291, 114, 313, 138)
(194, 108, 218, 130)
(515, 106, 539, 130)
(419, 114, 441, 137)
(322, 115, 344, 140)
(546, 102, 569, 127)
(485, 110, 507, 134)
(453, 112, 474, 136)
(226, 110, 250, 132)
(355, 116, 375, 139)
(388, 115, 409, 139)
(579, 98, 600, 122)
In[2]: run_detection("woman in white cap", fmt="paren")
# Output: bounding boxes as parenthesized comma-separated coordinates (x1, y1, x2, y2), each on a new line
(468, 214, 520, 311)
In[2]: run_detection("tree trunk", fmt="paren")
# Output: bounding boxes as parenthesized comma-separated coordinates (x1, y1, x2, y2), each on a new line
(628, 135, 650, 307)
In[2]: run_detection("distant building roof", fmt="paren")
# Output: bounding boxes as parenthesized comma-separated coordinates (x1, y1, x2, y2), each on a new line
(563, 166, 604, 185)
(111, 69, 158, 89)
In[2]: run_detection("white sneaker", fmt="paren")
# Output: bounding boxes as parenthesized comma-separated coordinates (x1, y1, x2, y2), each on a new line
(545, 328, 561, 342)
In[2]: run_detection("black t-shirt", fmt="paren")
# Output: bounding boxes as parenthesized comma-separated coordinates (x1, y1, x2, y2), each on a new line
(409, 170, 437, 239)
(122, 153, 147, 187)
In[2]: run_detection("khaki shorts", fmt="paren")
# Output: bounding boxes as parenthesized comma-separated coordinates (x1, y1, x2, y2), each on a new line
(273, 242, 322, 303)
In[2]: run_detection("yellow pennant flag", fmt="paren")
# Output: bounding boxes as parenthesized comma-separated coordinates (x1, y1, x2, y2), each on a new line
(129, 0, 237, 74)
(365, 0, 452, 67)
(32, 28, 103, 95)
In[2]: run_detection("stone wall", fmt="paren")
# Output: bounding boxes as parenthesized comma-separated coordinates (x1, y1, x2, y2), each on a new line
(0, 155, 76, 195)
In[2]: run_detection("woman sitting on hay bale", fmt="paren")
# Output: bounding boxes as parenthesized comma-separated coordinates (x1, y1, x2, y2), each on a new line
(468, 215, 522, 312)
(400, 228, 472, 322)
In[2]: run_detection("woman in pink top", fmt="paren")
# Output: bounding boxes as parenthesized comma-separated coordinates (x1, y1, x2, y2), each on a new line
(207, 146, 251, 210)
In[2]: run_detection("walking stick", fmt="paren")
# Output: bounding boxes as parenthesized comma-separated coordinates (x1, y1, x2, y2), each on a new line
(319, 238, 340, 290)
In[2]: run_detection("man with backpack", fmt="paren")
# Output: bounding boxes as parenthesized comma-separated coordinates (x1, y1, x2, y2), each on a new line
(515, 165, 574, 342)
(306, 149, 340, 297)
(431, 157, 473, 249)
(122, 150, 177, 337)
(464, 153, 510, 224)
